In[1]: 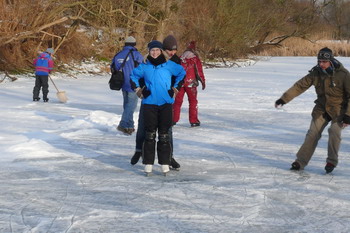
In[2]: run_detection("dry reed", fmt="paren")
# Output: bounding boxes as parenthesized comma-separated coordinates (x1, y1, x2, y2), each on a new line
(257, 35, 350, 58)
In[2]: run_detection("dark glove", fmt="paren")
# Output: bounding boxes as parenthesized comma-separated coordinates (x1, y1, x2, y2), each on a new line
(142, 87, 151, 98)
(168, 87, 179, 98)
(343, 114, 350, 124)
(275, 98, 285, 108)
(202, 82, 206, 90)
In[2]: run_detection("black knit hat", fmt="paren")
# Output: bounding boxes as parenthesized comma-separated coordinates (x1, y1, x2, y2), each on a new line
(147, 40, 163, 50)
(163, 35, 177, 50)
(318, 47, 333, 61)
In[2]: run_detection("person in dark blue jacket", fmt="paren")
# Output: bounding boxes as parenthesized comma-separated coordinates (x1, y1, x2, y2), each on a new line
(112, 36, 144, 135)
(130, 40, 186, 175)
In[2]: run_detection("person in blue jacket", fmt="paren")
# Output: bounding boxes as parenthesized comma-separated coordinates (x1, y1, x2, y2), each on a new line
(33, 48, 54, 102)
(112, 36, 144, 135)
(130, 35, 182, 170)
(130, 40, 186, 175)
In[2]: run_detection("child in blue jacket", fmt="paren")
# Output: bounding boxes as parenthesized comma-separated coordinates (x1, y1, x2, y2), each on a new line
(33, 48, 54, 102)
(130, 40, 185, 175)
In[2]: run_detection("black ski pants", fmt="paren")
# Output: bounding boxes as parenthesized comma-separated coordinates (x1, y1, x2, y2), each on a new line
(33, 75, 49, 99)
(142, 103, 172, 165)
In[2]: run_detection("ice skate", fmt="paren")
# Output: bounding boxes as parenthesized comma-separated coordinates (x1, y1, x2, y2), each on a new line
(170, 158, 180, 171)
(290, 161, 301, 171)
(144, 164, 153, 176)
(161, 165, 170, 176)
(325, 163, 335, 174)
(130, 151, 142, 165)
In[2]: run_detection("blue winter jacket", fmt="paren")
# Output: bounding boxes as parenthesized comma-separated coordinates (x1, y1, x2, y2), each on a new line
(130, 60, 186, 106)
(111, 46, 144, 92)
(34, 52, 54, 75)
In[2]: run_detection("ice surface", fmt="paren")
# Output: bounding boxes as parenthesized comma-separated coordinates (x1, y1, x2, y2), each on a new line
(1, 57, 350, 232)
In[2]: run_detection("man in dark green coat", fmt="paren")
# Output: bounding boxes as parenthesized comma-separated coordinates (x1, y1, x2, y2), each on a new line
(275, 47, 350, 173)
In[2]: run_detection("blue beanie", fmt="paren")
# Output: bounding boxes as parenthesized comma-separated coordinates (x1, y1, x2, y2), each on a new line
(148, 40, 163, 50)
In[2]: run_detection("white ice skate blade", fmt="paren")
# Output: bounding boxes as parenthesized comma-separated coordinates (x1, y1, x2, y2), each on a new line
(144, 164, 153, 173)
(161, 165, 170, 173)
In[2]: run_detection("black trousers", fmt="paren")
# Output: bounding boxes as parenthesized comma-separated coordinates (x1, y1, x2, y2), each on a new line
(142, 104, 173, 165)
(33, 75, 49, 99)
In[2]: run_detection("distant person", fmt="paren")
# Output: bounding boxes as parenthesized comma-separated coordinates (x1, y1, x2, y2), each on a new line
(173, 41, 206, 127)
(130, 40, 185, 175)
(111, 36, 144, 135)
(275, 47, 350, 173)
(33, 48, 54, 102)
(130, 35, 183, 170)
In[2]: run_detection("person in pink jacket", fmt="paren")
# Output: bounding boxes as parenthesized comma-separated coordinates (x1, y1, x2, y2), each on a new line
(173, 41, 206, 127)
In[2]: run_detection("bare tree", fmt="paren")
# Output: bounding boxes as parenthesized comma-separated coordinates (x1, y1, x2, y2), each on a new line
(319, 0, 350, 39)
(0, 0, 343, 72)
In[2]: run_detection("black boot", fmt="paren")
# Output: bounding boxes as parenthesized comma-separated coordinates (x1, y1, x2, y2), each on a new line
(170, 157, 180, 170)
(190, 122, 200, 127)
(130, 151, 142, 165)
(325, 163, 335, 173)
(290, 161, 301, 171)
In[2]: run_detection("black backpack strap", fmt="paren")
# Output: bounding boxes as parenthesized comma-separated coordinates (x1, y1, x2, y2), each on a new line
(130, 50, 140, 67)
(111, 49, 133, 72)
(119, 49, 133, 71)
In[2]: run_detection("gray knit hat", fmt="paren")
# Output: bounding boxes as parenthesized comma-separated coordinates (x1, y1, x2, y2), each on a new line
(46, 48, 54, 54)
(162, 35, 177, 50)
(125, 36, 136, 46)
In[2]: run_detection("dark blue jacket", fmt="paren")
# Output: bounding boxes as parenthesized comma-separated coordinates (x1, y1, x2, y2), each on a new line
(112, 46, 144, 92)
(130, 60, 186, 106)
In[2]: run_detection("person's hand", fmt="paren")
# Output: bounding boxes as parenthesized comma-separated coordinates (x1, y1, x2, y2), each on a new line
(342, 114, 350, 128)
(275, 98, 285, 108)
(202, 82, 206, 90)
(135, 87, 143, 98)
(168, 87, 179, 98)
(172, 87, 179, 97)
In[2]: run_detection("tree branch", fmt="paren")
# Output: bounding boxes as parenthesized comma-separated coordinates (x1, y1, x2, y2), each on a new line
(1, 16, 89, 46)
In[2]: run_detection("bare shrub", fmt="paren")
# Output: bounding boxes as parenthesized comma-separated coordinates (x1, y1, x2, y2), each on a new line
(255, 33, 350, 58)
(57, 32, 95, 63)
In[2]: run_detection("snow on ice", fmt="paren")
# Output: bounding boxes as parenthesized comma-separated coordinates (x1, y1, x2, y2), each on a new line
(1, 57, 350, 232)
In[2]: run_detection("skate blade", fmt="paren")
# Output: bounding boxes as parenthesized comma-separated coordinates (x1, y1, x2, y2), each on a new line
(170, 167, 180, 171)
(163, 172, 169, 177)
(145, 172, 152, 177)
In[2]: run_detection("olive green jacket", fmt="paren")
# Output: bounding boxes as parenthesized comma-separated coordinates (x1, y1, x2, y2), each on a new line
(280, 60, 350, 122)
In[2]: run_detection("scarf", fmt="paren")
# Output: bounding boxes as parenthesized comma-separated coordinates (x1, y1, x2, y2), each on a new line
(147, 53, 166, 66)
